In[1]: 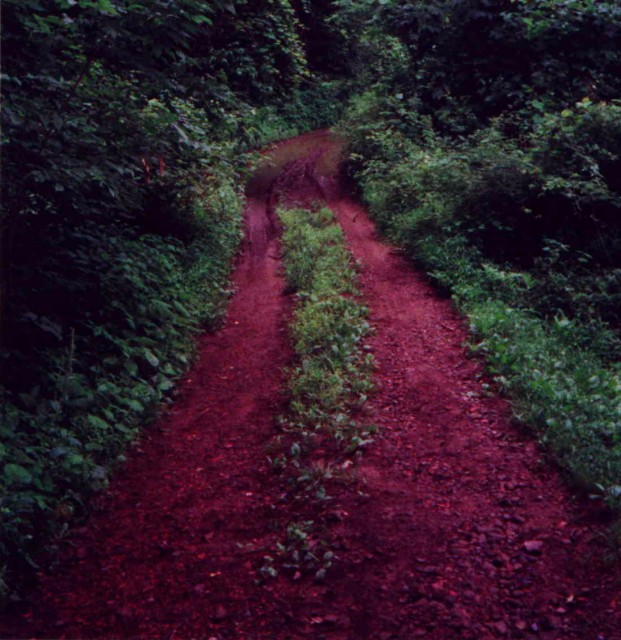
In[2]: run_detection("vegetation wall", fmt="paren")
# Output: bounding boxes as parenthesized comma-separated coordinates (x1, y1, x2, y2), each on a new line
(0, 0, 343, 600)
(333, 0, 621, 507)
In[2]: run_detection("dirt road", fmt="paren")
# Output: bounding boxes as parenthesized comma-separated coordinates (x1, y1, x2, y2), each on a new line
(3, 130, 618, 640)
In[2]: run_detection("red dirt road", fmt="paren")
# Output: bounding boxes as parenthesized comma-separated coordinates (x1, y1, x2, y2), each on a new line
(2, 184, 294, 637)
(319, 178, 620, 640)
(2, 131, 619, 640)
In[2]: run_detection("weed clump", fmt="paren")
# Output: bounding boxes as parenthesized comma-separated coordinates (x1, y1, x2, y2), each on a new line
(279, 207, 373, 445)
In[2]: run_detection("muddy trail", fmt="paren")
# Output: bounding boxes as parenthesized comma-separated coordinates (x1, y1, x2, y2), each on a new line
(2, 130, 619, 640)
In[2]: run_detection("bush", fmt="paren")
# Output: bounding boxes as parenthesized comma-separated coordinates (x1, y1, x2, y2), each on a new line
(339, 89, 621, 507)
(0, 175, 243, 593)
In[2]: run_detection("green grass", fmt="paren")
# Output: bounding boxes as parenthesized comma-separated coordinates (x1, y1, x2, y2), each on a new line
(341, 122, 621, 508)
(261, 206, 374, 581)
(279, 207, 373, 447)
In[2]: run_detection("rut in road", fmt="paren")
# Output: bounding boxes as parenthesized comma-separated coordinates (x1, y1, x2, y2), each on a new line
(318, 176, 619, 640)
(3, 184, 294, 638)
(3, 130, 618, 640)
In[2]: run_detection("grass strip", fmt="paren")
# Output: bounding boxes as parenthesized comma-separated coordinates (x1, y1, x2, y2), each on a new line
(259, 206, 374, 582)
(418, 235, 621, 507)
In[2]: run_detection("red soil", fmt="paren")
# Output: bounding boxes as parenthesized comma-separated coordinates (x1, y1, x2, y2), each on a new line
(2, 130, 619, 640)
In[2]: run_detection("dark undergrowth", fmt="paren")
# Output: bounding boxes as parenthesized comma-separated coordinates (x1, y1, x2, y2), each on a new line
(0, 0, 346, 604)
(336, 0, 621, 512)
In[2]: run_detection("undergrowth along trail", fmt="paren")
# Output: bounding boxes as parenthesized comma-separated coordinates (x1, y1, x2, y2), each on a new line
(1, 137, 298, 638)
(319, 164, 621, 639)
(2, 131, 619, 640)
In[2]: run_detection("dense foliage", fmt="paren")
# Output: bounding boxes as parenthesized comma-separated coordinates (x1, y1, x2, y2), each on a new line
(335, 0, 621, 505)
(0, 0, 342, 601)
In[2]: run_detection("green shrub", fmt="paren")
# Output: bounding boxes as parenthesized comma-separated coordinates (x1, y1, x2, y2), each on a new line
(340, 91, 621, 507)
(0, 175, 244, 599)
(468, 302, 621, 505)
